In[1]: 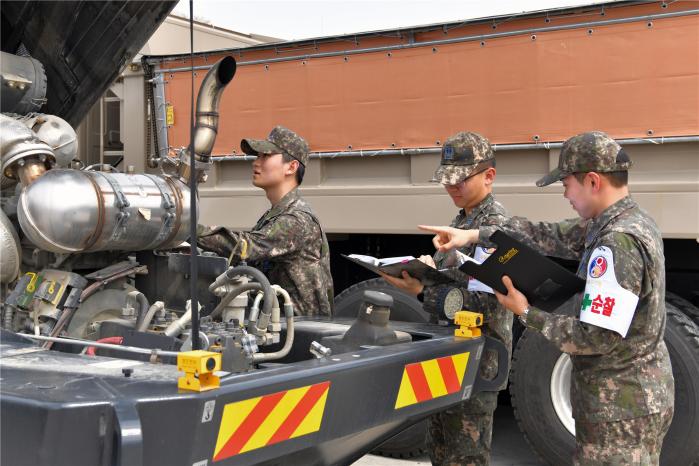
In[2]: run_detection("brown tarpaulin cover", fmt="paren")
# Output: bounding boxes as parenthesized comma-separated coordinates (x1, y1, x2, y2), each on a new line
(161, 2, 699, 154)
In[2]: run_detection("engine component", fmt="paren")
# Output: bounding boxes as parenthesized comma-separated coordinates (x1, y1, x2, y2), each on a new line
(251, 286, 295, 363)
(23, 114, 78, 167)
(0, 209, 21, 283)
(17, 169, 192, 253)
(6, 269, 88, 336)
(210, 265, 275, 329)
(65, 287, 129, 339)
(211, 277, 250, 324)
(175, 56, 237, 183)
(0, 51, 48, 115)
(189, 319, 254, 372)
(136, 301, 165, 332)
(1, 113, 55, 188)
(248, 289, 280, 340)
(164, 299, 201, 337)
(321, 291, 412, 354)
(122, 290, 149, 324)
(29, 269, 87, 325)
(1, 274, 33, 330)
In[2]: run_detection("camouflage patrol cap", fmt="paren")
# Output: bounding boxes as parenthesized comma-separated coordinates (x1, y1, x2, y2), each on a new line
(431, 131, 494, 184)
(241, 125, 309, 166)
(536, 131, 632, 187)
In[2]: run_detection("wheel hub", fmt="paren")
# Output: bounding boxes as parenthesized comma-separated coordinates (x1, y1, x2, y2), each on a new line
(550, 353, 575, 436)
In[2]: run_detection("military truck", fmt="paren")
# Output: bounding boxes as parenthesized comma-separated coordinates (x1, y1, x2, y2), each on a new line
(145, 1, 699, 464)
(0, 2, 512, 465)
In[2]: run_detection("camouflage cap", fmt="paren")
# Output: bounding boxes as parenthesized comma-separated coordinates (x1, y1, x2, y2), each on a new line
(536, 131, 632, 187)
(431, 131, 494, 184)
(241, 125, 309, 166)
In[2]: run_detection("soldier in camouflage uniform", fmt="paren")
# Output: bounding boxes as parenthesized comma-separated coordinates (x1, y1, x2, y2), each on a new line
(421, 131, 675, 465)
(198, 126, 333, 317)
(382, 132, 512, 466)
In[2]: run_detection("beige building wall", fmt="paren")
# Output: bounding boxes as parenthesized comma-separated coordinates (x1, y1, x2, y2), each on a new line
(139, 15, 278, 56)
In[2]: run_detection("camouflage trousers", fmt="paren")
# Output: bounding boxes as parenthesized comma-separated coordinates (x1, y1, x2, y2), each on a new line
(574, 408, 674, 466)
(427, 391, 498, 466)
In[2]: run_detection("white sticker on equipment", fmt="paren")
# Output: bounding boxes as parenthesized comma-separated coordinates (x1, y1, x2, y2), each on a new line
(579, 246, 639, 337)
(202, 400, 215, 423)
(467, 247, 495, 294)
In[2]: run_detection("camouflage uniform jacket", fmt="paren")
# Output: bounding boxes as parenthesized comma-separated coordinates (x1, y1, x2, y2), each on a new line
(199, 189, 333, 317)
(481, 196, 674, 422)
(424, 194, 513, 389)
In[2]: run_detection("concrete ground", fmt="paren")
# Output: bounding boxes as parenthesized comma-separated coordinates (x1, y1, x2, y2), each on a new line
(353, 404, 545, 466)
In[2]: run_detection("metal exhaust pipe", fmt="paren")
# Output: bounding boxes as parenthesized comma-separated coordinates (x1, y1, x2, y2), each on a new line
(192, 56, 237, 163)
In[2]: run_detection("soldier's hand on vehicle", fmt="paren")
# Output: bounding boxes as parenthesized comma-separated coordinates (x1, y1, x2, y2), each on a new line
(417, 225, 479, 252)
(379, 271, 424, 296)
(417, 255, 436, 268)
(494, 275, 529, 316)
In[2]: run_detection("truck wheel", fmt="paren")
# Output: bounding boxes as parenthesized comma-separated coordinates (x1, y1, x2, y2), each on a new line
(335, 278, 429, 458)
(372, 421, 428, 459)
(510, 303, 699, 466)
(333, 278, 429, 322)
(661, 305, 699, 466)
(666, 292, 699, 327)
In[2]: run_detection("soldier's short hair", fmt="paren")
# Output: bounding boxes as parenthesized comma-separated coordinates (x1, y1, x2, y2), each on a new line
(573, 170, 628, 188)
(283, 153, 305, 185)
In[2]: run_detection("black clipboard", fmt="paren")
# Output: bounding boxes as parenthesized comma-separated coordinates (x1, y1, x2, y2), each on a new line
(458, 230, 585, 312)
(342, 254, 461, 286)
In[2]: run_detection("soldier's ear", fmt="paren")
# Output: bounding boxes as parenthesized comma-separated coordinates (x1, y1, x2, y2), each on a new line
(285, 159, 299, 176)
(587, 172, 602, 192)
(483, 167, 496, 185)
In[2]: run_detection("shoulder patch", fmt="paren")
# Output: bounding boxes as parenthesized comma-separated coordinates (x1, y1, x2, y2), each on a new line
(579, 246, 639, 337)
(588, 254, 608, 278)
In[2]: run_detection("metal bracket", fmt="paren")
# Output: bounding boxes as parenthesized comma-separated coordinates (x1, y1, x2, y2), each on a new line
(144, 175, 178, 247)
(112, 211, 131, 241)
(94, 171, 131, 241)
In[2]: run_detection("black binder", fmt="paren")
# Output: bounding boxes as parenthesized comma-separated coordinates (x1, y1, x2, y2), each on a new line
(341, 254, 462, 286)
(458, 230, 585, 312)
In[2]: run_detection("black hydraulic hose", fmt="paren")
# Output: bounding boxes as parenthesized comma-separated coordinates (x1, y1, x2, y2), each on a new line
(209, 265, 274, 331)
(209, 282, 262, 320)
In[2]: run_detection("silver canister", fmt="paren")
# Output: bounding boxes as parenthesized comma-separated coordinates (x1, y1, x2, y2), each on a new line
(18, 169, 192, 253)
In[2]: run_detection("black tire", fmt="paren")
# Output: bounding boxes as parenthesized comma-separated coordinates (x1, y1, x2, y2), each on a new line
(510, 303, 699, 466)
(372, 421, 428, 459)
(661, 305, 699, 466)
(509, 328, 575, 465)
(666, 292, 699, 327)
(334, 278, 429, 458)
(334, 278, 429, 322)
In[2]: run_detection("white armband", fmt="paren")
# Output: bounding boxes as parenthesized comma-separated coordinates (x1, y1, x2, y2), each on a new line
(579, 246, 639, 338)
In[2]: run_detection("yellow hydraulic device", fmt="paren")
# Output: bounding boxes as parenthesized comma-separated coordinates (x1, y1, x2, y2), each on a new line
(454, 311, 483, 338)
(177, 350, 222, 392)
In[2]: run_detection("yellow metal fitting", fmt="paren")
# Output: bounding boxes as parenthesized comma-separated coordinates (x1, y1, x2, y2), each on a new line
(177, 350, 222, 392)
(454, 311, 483, 338)
(240, 239, 248, 261)
(229, 239, 248, 265)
